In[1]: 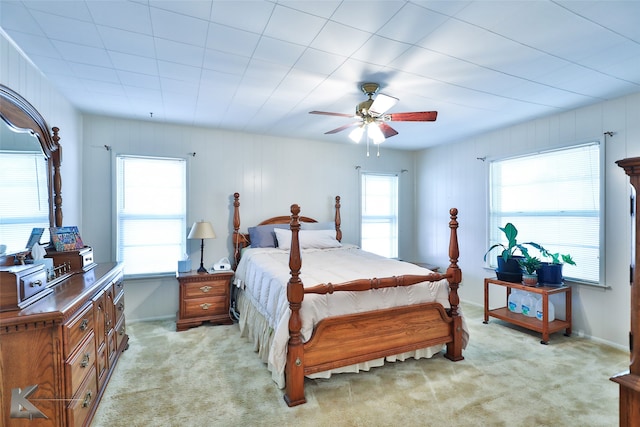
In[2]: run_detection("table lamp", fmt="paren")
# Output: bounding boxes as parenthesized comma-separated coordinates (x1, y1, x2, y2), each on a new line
(188, 220, 216, 273)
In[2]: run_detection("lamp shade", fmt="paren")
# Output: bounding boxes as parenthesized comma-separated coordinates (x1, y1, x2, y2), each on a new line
(188, 221, 216, 240)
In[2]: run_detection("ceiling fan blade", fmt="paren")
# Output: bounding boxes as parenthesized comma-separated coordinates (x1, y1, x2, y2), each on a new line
(369, 93, 398, 117)
(386, 111, 438, 122)
(325, 122, 361, 134)
(378, 123, 398, 139)
(309, 110, 355, 118)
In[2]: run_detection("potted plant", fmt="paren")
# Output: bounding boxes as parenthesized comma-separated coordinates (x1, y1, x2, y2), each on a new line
(484, 223, 539, 283)
(537, 250, 576, 286)
(518, 254, 541, 286)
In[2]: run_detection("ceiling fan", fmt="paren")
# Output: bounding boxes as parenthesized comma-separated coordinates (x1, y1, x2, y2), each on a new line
(309, 82, 438, 147)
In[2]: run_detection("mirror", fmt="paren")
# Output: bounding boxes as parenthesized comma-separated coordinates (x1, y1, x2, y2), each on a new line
(0, 84, 62, 256)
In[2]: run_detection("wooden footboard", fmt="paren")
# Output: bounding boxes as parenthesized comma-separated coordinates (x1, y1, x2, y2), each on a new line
(284, 204, 463, 407)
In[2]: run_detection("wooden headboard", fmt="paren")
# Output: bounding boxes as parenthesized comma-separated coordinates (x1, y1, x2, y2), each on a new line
(232, 192, 342, 265)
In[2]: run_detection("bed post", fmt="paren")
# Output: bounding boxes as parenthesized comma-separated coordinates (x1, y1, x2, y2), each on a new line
(335, 196, 342, 242)
(233, 193, 242, 266)
(284, 204, 306, 407)
(445, 208, 464, 361)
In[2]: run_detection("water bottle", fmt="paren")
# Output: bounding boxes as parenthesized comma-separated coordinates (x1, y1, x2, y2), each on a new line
(535, 297, 555, 322)
(508, 290, 523, 313)
(521, 293, 536, 317)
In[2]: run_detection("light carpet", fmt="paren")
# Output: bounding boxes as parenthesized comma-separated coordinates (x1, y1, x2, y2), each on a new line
(91, 304, 627, 427)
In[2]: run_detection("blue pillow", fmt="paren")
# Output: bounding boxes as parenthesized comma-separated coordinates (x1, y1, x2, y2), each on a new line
(248, 224, 289, 248)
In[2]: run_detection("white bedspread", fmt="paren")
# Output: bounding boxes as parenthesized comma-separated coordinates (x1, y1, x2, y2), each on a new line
(234, 244, 468, 387)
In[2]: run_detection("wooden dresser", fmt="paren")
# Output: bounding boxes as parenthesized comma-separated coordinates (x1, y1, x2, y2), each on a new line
(0, 262, 127, 427)
(613, 157, 640, 426)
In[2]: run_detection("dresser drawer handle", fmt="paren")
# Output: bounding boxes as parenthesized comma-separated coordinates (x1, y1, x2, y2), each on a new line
(79, 319, 89, 331)
(199, 285, 212, 293)
(200, 303, 212, 310)
(82, 391, 92, 408)
(29, 280, 43, 287)
(118, 302, 124, 312)
(80, 353, 91, 368)
(119, 326, 125, 336)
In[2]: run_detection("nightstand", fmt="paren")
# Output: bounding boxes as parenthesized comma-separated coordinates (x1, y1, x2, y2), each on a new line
(175, 270, 234, 331)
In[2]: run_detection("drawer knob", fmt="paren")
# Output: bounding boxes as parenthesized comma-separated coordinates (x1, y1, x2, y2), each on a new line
(200, 303, 212, 310)
(118, 302, 124, 311)
(30, 280, 43, 287)
(79, 319, 89, 331)
(200, 285, 212, 293)
(80, 353, 91, 368)
(82, 391, 92, 408)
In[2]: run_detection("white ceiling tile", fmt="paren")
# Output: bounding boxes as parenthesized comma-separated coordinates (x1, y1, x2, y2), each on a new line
(202, 48, 249, 75)
(149, 7, 209, 47)
(22, 0, 93, 22)
(377, 3, 450, 44)
(0, 2, 46, 36)
(30, 9, 104, 48)
(97, 26, 156, 58)
(148, 0, 213, 20)
(205, 23, 260, 57)
(117, 70, 161, 90)
(86, 1, 153, 34)
(350, 35, 411, 67)
(50, 40, 111, 67)
(157, 61, 201, 82)
(208, 1, 275, 33)
(263, 5, 326, 45)
(310, 21, 370, 57)
(154, 39, 205, 68)
(331, 1, 405, 33)
(252, 36, 305, 67)
(295, 48, 345, 76)
(68, 62, 119, 83)
(276, 1, 341, 19)
(2, 31, 57, 59)
(109, 51, 158, 75)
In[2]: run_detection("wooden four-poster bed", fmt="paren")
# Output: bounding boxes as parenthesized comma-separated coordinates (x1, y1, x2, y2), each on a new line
(231, 193, 466, 406)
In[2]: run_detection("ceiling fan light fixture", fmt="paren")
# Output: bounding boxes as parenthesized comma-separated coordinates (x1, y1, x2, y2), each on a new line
(367, 123, 385, 144)
(349, 125, 364, 143)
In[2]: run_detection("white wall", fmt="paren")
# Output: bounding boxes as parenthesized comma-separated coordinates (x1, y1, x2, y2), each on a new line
(81, 115, 417, 321)
(415, 92, 640, 349)
(0, 31, 83, 227)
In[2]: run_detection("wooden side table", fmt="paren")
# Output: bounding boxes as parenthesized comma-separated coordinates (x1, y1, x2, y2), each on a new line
(176, 270, 234, 331)
(483, 277, 572, 344)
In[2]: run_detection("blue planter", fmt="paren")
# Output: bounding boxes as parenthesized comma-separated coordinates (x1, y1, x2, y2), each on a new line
(537, 262, 563, 285)
(496, 256, 523, 283)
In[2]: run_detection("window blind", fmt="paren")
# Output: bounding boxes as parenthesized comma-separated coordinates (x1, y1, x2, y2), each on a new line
(0, 151, 49, 253)
(361, 172, 399, 258)
(116, 155, 187, 276)
(488, 143, 601, 284)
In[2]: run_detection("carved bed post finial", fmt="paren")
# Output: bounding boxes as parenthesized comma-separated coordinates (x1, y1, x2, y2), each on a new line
(445, 207, 463, 362)
(335, 196, 342, 242)
(284, 203, 306, 406)
(233, 193, 241, 265)
(52, 127, 63, 227)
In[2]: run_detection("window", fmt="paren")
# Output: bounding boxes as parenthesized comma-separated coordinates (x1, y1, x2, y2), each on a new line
(116, 155, 187, 277)
(488, 142, 602, 284)
(0, 151, 50, 254)
(361, 172, 398, 258)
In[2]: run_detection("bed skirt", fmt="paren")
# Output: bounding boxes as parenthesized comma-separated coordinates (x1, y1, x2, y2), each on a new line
(237, 289, 446, 389)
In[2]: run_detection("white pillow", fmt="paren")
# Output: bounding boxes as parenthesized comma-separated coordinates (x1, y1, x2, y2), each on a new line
(274, 228, 341, 250)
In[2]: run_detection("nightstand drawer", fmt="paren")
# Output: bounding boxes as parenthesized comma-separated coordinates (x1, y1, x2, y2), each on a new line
(183, 280, 227, 298)
(182, 296, 226, 319)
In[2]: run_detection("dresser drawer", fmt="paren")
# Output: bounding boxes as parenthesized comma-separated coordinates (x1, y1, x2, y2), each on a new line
(183, 280, 227, 298)
(64, 303, 94, 357)
(65, 333, 96, 397)
(182, 296, 226, 319)
(19, 268, 49, 302)
(114, 289, 125, 324)
(115, 315, 126, 351)
(67, 368, 98, 427)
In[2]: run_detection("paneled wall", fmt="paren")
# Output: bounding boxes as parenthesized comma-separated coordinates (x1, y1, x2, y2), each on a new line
(416, 92, 640, 349)
(0, 31, 83, 227)
(82, 114, 417, 321)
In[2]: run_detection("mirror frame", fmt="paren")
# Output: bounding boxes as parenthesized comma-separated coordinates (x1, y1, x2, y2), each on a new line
(0, 84, 63, 228)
